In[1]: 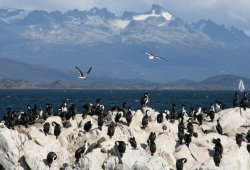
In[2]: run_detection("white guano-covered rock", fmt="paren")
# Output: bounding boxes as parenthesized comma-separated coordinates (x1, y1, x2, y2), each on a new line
(0, 107, 249, 170)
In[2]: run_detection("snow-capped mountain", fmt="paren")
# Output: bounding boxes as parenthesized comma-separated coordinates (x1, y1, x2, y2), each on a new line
(0, 4, 250, 82)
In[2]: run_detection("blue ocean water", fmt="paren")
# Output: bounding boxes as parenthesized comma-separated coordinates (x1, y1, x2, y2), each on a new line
(0, 90, 238, 118)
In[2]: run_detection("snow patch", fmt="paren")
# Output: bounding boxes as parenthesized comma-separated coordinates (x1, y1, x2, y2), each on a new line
(157, 22, 166, 27)
(133, 10, 173, 21)
(111, 19, 130, 29)
(162, 12, 173, 21)
(0, 10, 29, 23)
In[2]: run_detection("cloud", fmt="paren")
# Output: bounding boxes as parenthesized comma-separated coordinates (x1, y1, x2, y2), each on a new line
(0, 0, 250, 31)
(164, 0, 250, 31)
(0, 0, 95, 11)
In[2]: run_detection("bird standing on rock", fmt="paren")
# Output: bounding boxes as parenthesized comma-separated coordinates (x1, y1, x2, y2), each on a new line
(43, 122, 50, 136)
(240, 92, 248, 111)
(47, 152, 57, 168)
(141, 93, 149, 108)
(75, 146, 86, 163)
(184, 133, 192, 147)
(148, 140, 156, 156)
(213, 138, 223, 155)
(125, 108, 133, 126)
(129, 137, 137, 149)
(195, 106, 203, 125)
(107, 121, 115, 139)
(235, 133, 243, 148)
(213, 138, 223, 167)
(170, 104, 176, 123)
(245, 130, 250, 142)
(178, 126, 185, 145)
(115, 141, 126, 158)
(216, 119, 223, 135)
(98, 114, 104, 131)
(115, 111, 123, 125)
(233, 92, 240, 107)
(208, 104, 215, 122)
(247, 144, 250, 153)
(178, 117, 185, 131)
(187, 118, 193, 134)
(147, 132, 156, 144)
(176, 158, 187, 170)
(213, 150, 222, 167)
(157, 112, 163, 123)
(84, 121, 92, 132)
(52, 121, 61, 139)
(142, 110, 149, 129)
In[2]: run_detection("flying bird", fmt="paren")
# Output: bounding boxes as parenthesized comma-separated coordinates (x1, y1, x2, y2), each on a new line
(144, 52, 167, 61)
(75, 66, 92, 80)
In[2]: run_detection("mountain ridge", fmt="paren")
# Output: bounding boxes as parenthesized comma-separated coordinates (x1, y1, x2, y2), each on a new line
(0, 5, 250, 82)
(0, 69, 249, 90)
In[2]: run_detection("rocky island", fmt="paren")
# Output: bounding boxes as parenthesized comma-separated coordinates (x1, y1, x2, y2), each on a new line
(0, 107, 250, 170)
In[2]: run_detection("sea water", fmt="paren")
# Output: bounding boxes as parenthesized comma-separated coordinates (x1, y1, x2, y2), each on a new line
(0, 89, 238, 118)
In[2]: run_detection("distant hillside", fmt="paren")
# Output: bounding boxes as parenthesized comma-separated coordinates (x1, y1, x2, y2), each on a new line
(0, 58, 74, 83)
(161, 74, 250, 90)
(0, 76, 36, 89)
(0, 74, 249, 90)
(198, 75, 250, 90)
(0, 58, 152, 84)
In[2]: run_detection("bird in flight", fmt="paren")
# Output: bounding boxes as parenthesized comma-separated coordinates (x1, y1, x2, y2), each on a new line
(75, 66, 92, 80)
(144, 52, 167, 61)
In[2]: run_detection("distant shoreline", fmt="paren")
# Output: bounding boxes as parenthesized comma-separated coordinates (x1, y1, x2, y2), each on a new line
(0, 87, 238, 91)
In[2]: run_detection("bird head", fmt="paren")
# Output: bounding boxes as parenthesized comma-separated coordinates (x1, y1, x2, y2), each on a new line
(53, 154, 57, 160)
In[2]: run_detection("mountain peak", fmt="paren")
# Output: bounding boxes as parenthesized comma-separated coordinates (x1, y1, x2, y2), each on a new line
(87, 7, 115, 19)
(193, 19, 250, 42)
(151, 4, 166, 14)
(132, 4, 173, 21)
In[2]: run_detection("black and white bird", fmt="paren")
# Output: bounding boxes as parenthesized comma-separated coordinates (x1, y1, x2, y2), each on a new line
(52, 121, 61, 139)
(144, 52, 167, 61)
(115, 141, 126, 158)
(141, 93, 149, 107)
(75, 66, 92, 80)
(84, 121, 92, 132)
(129, 137, 137, 149)
(247, 144, 250, 153)
(235, 133, 244, 148)
(47, 152, 57, 168)
(176, 158, 187, 170)
(43, 122, 50, 136)
(216, 119, 223, 135)
(75, 146, 86, 163)
(142, 110, 149, 129)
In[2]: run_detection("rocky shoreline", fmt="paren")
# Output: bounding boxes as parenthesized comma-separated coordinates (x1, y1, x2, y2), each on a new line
(0, 107, 250, 170)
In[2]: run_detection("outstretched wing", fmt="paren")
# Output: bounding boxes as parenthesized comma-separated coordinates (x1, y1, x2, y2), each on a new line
(144, 51, 155, 57)
(75, 66, 83, 77)
(87, 67, 92, 74)
(156, 56, 168, 61)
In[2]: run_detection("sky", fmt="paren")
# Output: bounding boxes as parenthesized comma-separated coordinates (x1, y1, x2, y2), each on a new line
(0, 0, 250, 34)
